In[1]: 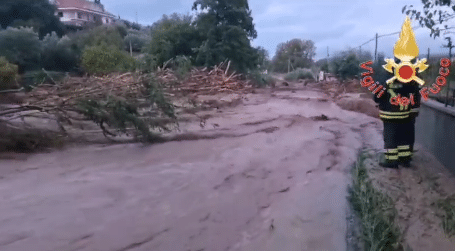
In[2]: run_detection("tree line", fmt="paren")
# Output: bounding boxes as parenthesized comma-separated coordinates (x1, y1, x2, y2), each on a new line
(0, 0, 267, 85)
(6, 0, 452, 90)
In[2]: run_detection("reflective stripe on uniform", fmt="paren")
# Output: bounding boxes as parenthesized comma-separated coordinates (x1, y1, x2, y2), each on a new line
(397, 145, 410, 150)
(386, 155, 399, 160)
(398, 151, 412, 157)
(410, 108, 420, 113)
(385, 148, 399, 160)
(380, 114, 410, 119)
(380, 110, 411, 115)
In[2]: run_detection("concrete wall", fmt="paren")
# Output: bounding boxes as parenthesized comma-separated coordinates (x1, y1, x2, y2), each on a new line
(415, 100, 455, 173)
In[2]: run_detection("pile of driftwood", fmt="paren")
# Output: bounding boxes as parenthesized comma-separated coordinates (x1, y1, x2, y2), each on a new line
(0, 62, 258, 151)
(157, 61, 254, 96)
(0, 72, 153, 126)
(1, 62, 254, 122)
(14, 61, 253, 111)
(25, 72, 148, 108)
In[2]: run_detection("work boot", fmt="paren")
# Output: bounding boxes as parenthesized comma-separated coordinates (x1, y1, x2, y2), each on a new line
(399, 156, 412, 168)
(378, 153, 399, 168)
(399, 160, 411, 167)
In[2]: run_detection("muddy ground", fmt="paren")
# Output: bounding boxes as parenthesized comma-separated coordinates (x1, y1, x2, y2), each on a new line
(0, 79, 454, 251)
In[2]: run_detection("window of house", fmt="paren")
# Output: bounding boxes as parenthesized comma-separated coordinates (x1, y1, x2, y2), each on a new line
(106, 18, 109, 24)
(58, 12, 63, 17)
(77, 12, 82, 19)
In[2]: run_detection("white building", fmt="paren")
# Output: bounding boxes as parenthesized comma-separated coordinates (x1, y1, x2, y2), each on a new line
(50, 0, 116, 27)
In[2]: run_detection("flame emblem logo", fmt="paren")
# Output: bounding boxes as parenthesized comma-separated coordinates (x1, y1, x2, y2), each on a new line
(383, 16, 428, 85)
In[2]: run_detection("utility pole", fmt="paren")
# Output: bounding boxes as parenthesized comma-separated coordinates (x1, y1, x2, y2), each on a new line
(327, 46, 329, 58)
(374, 33, 378, 62)
(288, 58, 290, 73)
(427, 48, 430, 60)
(129, 39, 133, 57)
(442, 37, 455, 60)
(136, 11, 138, 24)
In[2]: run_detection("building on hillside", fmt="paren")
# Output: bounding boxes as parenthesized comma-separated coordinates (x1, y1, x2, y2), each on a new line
(50, 0, 117, 28)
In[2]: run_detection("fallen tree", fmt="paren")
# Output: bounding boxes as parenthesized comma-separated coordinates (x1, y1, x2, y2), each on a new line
(0, 72, 176, 151)
(0, 62, 258, 152)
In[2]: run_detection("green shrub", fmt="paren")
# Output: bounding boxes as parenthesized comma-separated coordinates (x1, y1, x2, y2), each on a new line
(256, 46, 271, 71)
(41, 32, 79, 72)
(284, 68, 315, 81)
(0, 57, 19, 90)
(137, 54, 158, 73)
(329, 49, 372, 80)
(336, 53, 361, 80)
(81, 44, 137, 75)
(143, 13, 204, 67)
(0, 0, 65, 39)
(172, 55, 192, 78)
(248, 70, 276, 87)
(0, 27, 42, 72)
(124, 32, 149, 52)
(76, 25, 125, 51)
(271, 39, 316, 73)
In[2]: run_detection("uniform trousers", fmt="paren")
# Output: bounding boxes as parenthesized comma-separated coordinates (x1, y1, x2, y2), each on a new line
(383, 118, 415, 162)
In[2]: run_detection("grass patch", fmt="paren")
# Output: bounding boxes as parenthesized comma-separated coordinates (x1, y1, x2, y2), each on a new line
(348, 152, 404, 251)
(436, 194, 455, 237)
(284, 68, 315, 81)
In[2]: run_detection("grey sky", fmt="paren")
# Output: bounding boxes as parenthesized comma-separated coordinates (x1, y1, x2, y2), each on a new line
(103, 0, 452, 60)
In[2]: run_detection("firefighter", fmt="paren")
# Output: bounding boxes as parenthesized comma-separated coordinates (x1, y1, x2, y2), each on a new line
(374, 70, 421, 168)
(373, 16, 426, 168)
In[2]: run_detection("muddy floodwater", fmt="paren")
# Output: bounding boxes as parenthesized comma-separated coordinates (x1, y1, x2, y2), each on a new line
(1, 82, 454, 251)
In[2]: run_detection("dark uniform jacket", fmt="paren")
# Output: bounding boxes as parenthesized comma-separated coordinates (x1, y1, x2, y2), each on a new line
(373, 81, 421, 122)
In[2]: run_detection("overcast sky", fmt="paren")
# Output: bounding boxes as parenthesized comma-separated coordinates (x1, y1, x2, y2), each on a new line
(103, 0, 452, 60)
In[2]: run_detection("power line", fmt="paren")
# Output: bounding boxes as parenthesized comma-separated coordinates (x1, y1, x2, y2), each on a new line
(359, 38, 375, 48)
(357, 25, 421, 49)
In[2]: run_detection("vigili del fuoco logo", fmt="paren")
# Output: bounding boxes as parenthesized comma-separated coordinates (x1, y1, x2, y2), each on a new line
(359, 16, 451, 106)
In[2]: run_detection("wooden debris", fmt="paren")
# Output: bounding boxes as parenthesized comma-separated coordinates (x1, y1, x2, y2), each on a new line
(156, 62, 254, 96)
(25, 73, 151, 109)
(3, 62, 256, 135)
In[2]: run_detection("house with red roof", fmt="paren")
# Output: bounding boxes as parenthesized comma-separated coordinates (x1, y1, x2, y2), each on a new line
(50, 0, 117, 27)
